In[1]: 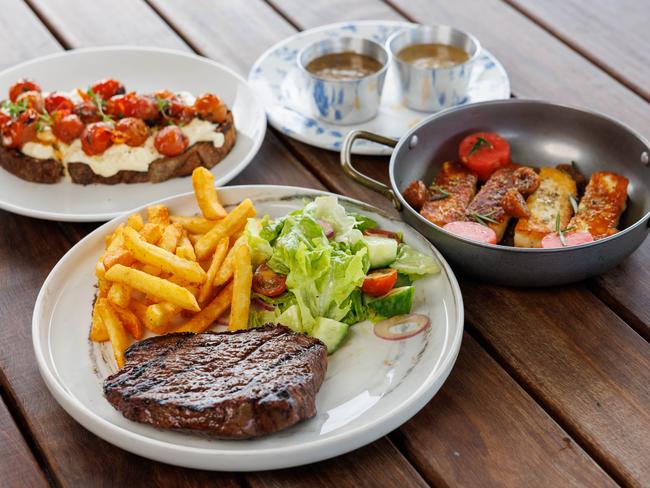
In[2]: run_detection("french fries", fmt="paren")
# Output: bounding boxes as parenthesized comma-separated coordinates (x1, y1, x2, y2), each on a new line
(198, 237, 229, 305)
(96, 298, 129, 368)
(229, 244, 253, 330)
(170, 215, 219, 234)
(195, 199, 255, 260)
(176, 282, 234, 333)
(105, 264, 200, 312)
(192, 167, 228, 220)
(123, 227, 207, 283)
(90, 167, 258, 359)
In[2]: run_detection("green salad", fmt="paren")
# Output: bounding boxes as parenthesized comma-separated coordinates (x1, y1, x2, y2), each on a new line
(245, 196, 439, 353)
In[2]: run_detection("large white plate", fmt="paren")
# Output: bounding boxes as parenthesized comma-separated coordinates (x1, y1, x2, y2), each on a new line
(33, 186, 463, 471)
(249, 20, 510, 155)
(0, 47, 266, 222)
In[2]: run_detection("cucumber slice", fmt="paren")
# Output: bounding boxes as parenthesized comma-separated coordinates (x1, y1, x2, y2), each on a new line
(366, 286, 414, 318)
(312, 317, 349, 354)
(364, 235, 398, 269)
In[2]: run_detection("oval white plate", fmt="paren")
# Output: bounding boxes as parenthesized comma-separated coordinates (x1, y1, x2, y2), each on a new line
(249, 20, 510, 155)
(33, 186, 463, 471)
(0, 47, 266, 222)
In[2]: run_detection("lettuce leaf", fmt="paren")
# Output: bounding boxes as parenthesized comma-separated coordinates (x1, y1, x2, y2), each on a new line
(302, 196, 363, 245)
(390, 244, 440, 279)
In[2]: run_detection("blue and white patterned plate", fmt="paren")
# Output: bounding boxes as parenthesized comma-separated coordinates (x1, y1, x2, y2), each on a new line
(249, 21, 510, 155)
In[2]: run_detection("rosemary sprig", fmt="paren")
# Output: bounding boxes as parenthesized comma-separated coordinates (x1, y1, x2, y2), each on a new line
(470, 209, 499, 226)
(429, 184, 449, 201)
(569, 194, 579, 214)
(468, 136, 493, 157)
(555, 213, 575, 246)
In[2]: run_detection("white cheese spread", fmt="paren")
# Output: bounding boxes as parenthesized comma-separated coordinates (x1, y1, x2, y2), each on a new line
(22, 142, 55, 159)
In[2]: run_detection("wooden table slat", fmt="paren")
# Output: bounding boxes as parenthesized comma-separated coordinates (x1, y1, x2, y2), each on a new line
(506, 0, 650, 101)
(0, 393, 49, 487)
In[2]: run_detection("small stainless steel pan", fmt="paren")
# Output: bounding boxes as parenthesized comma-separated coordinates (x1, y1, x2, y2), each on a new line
(341, 99, 650, 286)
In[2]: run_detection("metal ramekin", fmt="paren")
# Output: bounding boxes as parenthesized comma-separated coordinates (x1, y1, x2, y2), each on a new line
(298, 37, 389, 125)
(387, 25, 481, 112)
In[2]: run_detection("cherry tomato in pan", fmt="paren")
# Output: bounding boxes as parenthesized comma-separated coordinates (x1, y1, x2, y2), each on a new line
(81, 122, 114, 156)
(362, 268, 398, 297)
(16, 90, 44, 112)
(363, 228, 401, 243)
(73, 101, 102, 124)
(90, 79, 126, 100)
(154, 125, 188, 156)
(113, 117, 149, 147)
(8, 78, 41, 102)
(252, 263, 287, 297)
(44, 93, 74, 113)
(52, 111, 84, 144)
(541, 231, 594, 248)
(459, 132, 511, 182)
(443, 221, 497, 244)
(194, 93, 227, 123)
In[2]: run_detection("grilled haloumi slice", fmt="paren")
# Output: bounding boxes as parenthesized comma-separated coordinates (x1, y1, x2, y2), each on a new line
(514, 167, 577, 248)
(420, 161, 478, 227)
(569, 171, 628, 239)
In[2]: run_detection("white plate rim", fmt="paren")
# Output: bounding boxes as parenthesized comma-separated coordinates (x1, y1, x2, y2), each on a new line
(248, 20, 510, 155)
(0, 46, 267, 222)
(32, 185, 464, 470)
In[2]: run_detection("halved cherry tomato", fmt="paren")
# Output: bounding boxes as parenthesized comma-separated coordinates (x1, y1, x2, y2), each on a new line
(16, 91, 44, 112)
(73, 101, 101, 124)
(194, 93, 227, 123)
(363, 228, 401, 243)
(81, 122, 114, 156)
(362, 268, 398, 297)
(154, 125, 188, 156)
(52, 111, 84, 144)
(106, 93, 158, 122)
(252, 263, 287, 297)
(114, 117, 149, 147)
(154, 91, 195, 124)
(44, 93, 74, 113)
(90, 79, 125, 100)
(2, 109, 39, 148)
(459, 132, 511, 181)
(8, 78, 41, 102)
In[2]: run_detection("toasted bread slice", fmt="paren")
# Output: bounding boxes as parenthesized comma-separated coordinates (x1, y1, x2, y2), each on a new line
(514, 167, 576, 248)
(0, 146, 63, 183)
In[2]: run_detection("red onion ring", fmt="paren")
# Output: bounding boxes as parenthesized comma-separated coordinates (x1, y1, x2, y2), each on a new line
(374, 314, 430, 341)
(316, 219, 334, 239)
(252, 298, 275, 311)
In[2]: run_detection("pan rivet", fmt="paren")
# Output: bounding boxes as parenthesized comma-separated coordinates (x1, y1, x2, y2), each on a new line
(642, 152, 649, 165)
(409, 135, 419, 149)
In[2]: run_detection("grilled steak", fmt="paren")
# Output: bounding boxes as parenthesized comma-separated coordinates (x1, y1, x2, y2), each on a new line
(103, 325, 328, 439)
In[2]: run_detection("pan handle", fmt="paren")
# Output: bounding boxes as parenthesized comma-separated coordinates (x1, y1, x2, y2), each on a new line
(341, 130, 402, 210)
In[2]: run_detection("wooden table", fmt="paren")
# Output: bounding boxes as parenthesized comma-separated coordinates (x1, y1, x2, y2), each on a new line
(1, 1, 648, 486)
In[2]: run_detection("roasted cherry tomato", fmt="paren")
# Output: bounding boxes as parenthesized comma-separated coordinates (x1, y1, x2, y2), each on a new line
(81, 122, 114, 156)
(16, 90, 44, 112)
(113, 117, 149, 147)
(90, 79, 125, 100)
(252, 263, 287, 297)
(0, 111, 10, 130)
(362, 268, 398, 297)
(52, 111, 84, 144)
(2, 109, 39, 148)
(8, 78, 41, 102)
(363, 228, 401, 243)
(106, 93, 158, 122)
(154, 125, 188, 156)
(194, 93, 227, 123)
(154, 91, 195, 124)
(459, 132, 511, 181)
(73, 101, 102, 124)
(44, 93, 74, 113)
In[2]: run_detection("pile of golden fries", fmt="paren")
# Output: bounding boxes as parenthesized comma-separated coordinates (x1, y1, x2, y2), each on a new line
(92, 167, 256, 367)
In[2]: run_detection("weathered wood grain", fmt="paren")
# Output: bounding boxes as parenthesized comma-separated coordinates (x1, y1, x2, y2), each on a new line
(0, 395, 49, 487)
(507, 0, 650, 101)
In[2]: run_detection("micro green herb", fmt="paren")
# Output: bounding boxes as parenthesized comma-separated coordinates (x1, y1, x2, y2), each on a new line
(468, 136, 493, 157)
(470, 209, 499, 226)
(1, 98, 28, 118)
(429, 184, 449, 200)
(86, 88, 113, 123)
(569, 194, 579, 214)
(35, 110, 53, 132)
